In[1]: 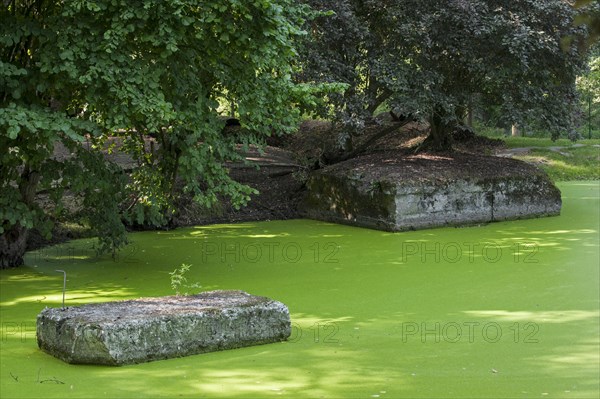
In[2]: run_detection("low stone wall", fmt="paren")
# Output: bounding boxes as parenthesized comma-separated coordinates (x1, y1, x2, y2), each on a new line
(302, 153, 561, 231)
(36, 290, 291, 366)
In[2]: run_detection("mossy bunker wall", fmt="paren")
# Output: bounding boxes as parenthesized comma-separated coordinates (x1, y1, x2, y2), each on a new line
(36, 290, 291, 366)
(302, 154, 562, 231)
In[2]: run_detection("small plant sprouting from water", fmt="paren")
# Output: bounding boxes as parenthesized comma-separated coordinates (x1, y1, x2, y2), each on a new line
(169, 263, 201, 296)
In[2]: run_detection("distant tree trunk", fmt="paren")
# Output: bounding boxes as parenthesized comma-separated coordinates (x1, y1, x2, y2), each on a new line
(456, 103, 473, 128)
(588, 95, 592, 140)
(466, 107, 473, 128)
(511, 124, 520, 137)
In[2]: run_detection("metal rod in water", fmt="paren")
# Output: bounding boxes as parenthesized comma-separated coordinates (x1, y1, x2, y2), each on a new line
(55, 270, 66, 310)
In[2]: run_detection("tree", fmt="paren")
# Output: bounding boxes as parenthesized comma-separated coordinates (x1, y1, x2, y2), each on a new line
(299, 0, 588, 153)
(573, 0, 600, 48)
(298, 0, 410, 154)
(577, 49, 600, 138)
(1, 0, 322, 268)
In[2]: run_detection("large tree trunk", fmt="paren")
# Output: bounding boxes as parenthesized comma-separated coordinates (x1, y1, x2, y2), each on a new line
(0, 224, 29, 269)
(0, 167, 40, 269)
(418, 109, 454, 152)
(322, 120, 411, 165)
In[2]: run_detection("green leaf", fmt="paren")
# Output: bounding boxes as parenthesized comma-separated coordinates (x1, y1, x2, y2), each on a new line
(0, 0, 315, 267)
(7, 125, 20, 139)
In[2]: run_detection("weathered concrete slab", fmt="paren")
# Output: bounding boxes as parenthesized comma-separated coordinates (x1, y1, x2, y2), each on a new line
(36, 290, 291, 366)
(302, 153, 561, 231)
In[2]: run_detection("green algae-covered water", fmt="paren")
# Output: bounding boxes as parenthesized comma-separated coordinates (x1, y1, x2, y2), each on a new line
(1, 181, 599, 398)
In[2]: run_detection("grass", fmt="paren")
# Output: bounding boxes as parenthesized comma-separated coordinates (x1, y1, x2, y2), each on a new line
(501, 136, 600, 149)
(1, 182, 599, 398)
(477, 128, 600, 148)
(514, 146, 600, 181)
(477, 124, 600, 141)
(475, 124, 600, 181)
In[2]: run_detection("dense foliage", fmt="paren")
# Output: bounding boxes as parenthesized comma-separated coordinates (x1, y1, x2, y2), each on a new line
(1, 0, 595, 269)
(577, 48, 600, 137)
(299, 0, 589, 152)
(1, 0, 320, 268)
(574, 0, 600, 47)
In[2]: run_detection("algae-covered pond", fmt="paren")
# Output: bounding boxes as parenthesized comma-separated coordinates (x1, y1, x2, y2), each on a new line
(1, 181, 599, 398)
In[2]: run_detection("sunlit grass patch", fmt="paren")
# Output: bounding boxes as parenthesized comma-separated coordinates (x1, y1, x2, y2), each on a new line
(503, 137, 600, 148)
(515, 146, 600, 181)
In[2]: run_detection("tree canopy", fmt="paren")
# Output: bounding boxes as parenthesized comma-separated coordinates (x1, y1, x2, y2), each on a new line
(577, 47, 600, 137)
(1, 0, 323, 268)
(299, 0, 589, 152)
(1, 0, 595, 268)
(573, 0, 600, 48)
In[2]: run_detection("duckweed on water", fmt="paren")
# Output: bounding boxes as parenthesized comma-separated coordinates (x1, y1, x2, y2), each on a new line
(1, 181, 598, 398)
